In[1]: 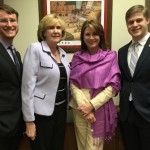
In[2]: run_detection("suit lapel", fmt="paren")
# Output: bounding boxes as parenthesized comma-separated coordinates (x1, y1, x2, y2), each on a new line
(134, 37, 150, 76)
(0, 43, 20, 80)
(121, 42, 132, 78)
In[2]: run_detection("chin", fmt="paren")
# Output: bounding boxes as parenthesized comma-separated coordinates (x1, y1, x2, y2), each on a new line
(6, 35, 16, 39)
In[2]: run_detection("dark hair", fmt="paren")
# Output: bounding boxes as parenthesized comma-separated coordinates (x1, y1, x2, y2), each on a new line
(125, 5, 150, 21)
(37, 14, 66, 42)
(80, 20, 107, 51)
(0, 4, 19, 20)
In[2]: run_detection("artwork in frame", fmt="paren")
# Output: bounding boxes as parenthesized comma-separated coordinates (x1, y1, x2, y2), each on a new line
(38, 0, 112, 53)
(145, 0, 150, 32)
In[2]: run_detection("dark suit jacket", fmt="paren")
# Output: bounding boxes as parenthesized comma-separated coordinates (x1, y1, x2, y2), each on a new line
(0, 42, 23, 137)
(118, 37, 150, 122)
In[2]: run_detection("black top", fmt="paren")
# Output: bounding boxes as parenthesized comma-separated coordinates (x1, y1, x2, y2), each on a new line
(55, 63, 67, 104)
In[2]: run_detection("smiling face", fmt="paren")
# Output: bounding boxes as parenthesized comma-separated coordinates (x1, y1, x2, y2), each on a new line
(126, 12, 149, 41)
(83, 26, 100, 54)
(44, 21, 62, 45)
(0, 10, 18, 43)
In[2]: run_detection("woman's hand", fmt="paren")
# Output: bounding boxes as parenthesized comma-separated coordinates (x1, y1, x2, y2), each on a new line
(26, 122, 36, 141)
(85, 112, 96, 123)
(78, 102, 94, 116)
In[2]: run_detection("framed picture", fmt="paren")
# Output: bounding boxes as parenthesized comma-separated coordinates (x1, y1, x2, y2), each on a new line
(38, 0, 112, 53)
(145, 0, 150, 32)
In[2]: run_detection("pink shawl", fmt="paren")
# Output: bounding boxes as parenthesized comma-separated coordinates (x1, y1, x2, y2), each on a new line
(70, 49, 121, 141)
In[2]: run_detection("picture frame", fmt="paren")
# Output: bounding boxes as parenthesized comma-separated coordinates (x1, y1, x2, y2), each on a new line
(145, 0, 150, 32)
(38, 0, 113, 53)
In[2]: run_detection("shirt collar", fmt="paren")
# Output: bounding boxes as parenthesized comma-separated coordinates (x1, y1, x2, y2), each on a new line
(132, 32, 150, 46)
(0, 39, 11, 50)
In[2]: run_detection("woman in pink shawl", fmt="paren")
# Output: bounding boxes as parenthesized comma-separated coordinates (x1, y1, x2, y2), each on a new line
(69, 20, 121, 150)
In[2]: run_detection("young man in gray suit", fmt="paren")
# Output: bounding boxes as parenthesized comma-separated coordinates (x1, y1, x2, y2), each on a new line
(0, 4, 24, 150)
(118, 5, 150, 150)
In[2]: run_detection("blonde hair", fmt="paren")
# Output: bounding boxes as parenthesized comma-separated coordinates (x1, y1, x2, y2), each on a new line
(37, 14, 66, 42)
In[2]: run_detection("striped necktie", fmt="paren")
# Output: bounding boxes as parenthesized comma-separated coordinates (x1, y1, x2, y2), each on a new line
(129, 42, 139, 76)
(8, 45, 20, 76)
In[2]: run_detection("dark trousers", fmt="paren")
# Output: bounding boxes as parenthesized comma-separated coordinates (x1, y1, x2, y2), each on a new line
(120, 101, 150, 150)
(31, 103, 67, 150)
(0, 118, 24, 150)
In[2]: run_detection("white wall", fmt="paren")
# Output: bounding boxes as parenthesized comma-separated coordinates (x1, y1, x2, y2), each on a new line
(4, 0, 144, 105)
(112, 0, 144, 51)
(4, 0, 39, 58)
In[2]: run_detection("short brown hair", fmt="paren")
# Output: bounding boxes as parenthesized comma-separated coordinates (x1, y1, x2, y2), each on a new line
(0, 4, 19, 20)
(125, 5, 150, 21)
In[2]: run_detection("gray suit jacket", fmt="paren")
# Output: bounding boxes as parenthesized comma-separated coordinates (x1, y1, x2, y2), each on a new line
(22, 41, 70, 122)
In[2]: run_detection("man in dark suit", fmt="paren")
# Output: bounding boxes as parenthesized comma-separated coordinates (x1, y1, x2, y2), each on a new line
(0, 4, 24, 150)
(118, 5, 150, 150)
